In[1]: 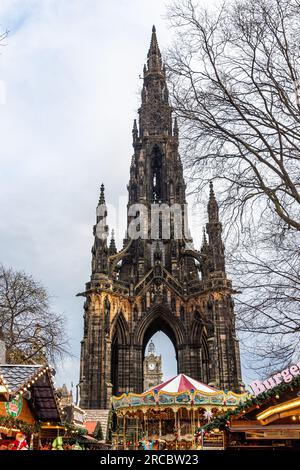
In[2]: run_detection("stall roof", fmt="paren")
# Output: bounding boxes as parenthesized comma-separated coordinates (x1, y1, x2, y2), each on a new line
(0, 364, 48, 393)
(0, 364, 61, 422)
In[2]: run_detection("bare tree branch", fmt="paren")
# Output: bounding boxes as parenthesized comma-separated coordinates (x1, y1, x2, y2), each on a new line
(0, 265, 70, 365)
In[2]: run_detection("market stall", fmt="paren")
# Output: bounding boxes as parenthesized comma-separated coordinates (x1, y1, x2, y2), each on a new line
(0, 364, 61, 449)
(204, 370, 300, 450)
(111, 373, 248, 450)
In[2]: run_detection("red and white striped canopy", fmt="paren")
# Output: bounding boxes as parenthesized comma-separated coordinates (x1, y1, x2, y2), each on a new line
(146, 373, 217, 394)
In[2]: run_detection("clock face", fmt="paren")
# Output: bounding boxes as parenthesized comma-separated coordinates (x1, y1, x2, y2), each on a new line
(148, 362, 156, 371)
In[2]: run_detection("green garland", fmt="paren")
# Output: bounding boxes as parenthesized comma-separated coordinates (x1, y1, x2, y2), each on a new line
(0, 415, 87, 437)
(60, 421, 87, 437)
(203, 374, 300, 432)
(0, 414, 39, 434)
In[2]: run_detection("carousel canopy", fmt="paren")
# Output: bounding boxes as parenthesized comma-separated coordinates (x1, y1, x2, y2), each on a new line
(146, 374, 217, 394)
(112, 373, 248, 411)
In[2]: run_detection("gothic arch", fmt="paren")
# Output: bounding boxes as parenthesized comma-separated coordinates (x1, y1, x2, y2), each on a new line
(133, 304, 186, 349)
(111, 310, 129, 344)
(111, 311, 129, 395)
(190, 315, 209, 383)
(190, 309, 206, 345)
(133, 304, 185, 389)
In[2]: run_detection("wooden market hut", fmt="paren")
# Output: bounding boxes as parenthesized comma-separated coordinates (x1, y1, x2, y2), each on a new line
(0, 364, 61, 449)
(204, 373, 300, 450)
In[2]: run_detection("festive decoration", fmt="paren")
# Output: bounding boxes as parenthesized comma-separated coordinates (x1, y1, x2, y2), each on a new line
(59, 421, 87, 437)
(113, 373, 248, 410)
(5, 395, 23, 418)
(73, 441, 83, 450)
(11, 432, 29, 450)
(0, 414, 38, 434)
(203, 374, 300, 432)
(0, 414, 87, 438)
(52, 436, 63, 450)
(204, 410, 213, 422)
(140, 439, 155, 450)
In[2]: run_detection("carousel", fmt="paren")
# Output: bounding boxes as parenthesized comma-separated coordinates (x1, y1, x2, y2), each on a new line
(111, 374, 248, 450)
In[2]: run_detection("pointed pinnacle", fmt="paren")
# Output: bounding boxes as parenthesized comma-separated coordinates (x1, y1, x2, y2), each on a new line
(99, 183, 106, 205)
(208, 181, 219, 222)
(109, 229, 117, 255)
(148, 25, 161, 60)
(132, 118, 138, 133)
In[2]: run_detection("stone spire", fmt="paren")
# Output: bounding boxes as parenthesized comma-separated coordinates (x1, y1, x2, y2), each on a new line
(208, 181, 219, 223)
(200, 228, 212, 279)
(98, 183, 106, 206)
(147, 25, 162, 73)
(132, 119, 138, 143)
(138, 26, 172, 138)
(206, 182, 225, 273)
(108, 229, 117, 255)
(92, 183, 109, 276)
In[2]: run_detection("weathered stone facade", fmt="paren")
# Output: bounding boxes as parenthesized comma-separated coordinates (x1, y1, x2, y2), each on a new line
(79, 27, 243, 409)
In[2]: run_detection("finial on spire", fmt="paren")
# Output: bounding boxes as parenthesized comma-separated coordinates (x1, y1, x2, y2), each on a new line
(208, 181, 219, 223)
(99, 183, 106, 205)
(147, 25, 162, 72)
(132, 119, 138, 142)
(109, 229, 117, 255)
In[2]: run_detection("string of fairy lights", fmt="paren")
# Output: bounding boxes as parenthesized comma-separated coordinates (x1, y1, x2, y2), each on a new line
(0, 365, 86, 437)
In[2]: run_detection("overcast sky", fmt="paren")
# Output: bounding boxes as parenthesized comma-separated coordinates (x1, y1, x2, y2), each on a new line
(0, 0, 254, 395)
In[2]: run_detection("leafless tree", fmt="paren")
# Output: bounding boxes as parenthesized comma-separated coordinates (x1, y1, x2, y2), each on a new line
(0, 265, 69, 365)
(166, 0, 300, 373)
(228, 230, 300, 373)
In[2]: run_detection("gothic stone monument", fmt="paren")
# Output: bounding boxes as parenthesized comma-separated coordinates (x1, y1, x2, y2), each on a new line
(79, 27, 243, 409)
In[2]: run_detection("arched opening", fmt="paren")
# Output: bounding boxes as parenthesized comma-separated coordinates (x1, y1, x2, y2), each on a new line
(144, 331, 177, 384)
(150, 145, 163, 203)
(111, 335, 119, 396)
(142, 320, 178, 391)
(111, 312, 129, 396)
